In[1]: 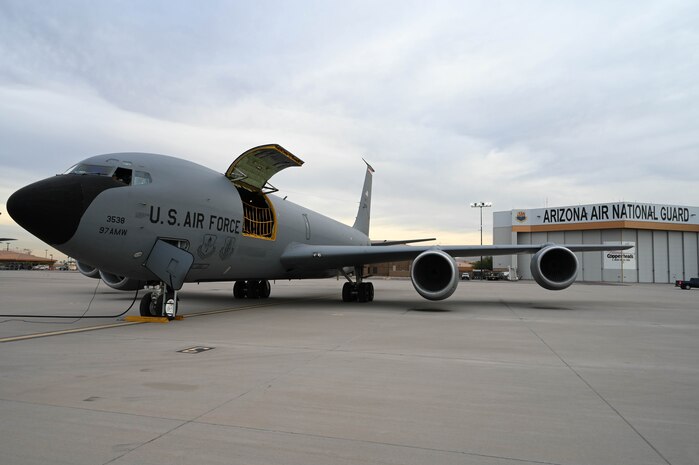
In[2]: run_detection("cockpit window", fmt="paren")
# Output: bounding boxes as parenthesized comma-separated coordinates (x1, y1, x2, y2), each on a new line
(112, 167, 132, 185)
(133, 171, 152, 185)
(63, 163, 152, 186)
(65, 164, 115, 176)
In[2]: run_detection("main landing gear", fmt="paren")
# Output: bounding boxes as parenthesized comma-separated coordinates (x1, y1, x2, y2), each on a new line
(139, 283, 179, 319)
(233, 280, 271, 299)
(341, 267, 374, 303)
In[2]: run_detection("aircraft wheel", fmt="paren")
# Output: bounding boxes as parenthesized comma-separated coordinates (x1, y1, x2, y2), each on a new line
(155, 292, 179, 318)
(247, 280, 260, 299)
(139, 293, 157, 316)
(162, 289, 178, 319)
(357, 285, 367, 302)
(342, 282, 356, 302)
(367, 282, 374, 301)
(233, 280, 247, 298)
(152, 294, 164, 317)
(357, 283, 371, 303)
(258, 280, 271, 298)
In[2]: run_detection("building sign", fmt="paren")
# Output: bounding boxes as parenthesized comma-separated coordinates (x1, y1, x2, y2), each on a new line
(512, 202, 698, 226)
(603, 242, 636, 270)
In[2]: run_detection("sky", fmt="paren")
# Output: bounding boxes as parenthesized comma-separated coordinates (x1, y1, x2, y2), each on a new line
(1, 0, 698, 260)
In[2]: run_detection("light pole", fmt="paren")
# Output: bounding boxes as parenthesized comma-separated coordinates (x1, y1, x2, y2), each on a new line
(470, 202, 492, 278)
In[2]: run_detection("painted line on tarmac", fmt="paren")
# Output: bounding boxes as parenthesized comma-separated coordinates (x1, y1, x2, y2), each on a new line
(0, 295, 335, 343)
(0, 321, 142, 343)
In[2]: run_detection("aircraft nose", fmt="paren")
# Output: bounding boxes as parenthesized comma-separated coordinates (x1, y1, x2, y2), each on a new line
(7, 175, 124, 246)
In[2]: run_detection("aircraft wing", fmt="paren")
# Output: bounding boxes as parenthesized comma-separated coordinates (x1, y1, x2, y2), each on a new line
(280, 243, 631, 270)
(370, 238, 436, 246)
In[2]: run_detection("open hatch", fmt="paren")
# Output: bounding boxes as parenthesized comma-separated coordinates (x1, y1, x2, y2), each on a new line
(225, 144, 303, 240)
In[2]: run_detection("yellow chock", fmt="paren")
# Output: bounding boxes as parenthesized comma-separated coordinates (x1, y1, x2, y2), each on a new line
(124, 315, 184, 323)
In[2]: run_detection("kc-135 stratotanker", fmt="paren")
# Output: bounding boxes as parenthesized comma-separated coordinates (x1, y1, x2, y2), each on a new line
(7, 144, 630, 318)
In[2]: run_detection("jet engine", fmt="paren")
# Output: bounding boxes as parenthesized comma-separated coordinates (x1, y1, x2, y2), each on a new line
(78, 261, 143, 290)
(410, 249, 459, 301)
(530, 245, 578, 290)
(98, 270, 144, 291)
(76, 261, 100, 279)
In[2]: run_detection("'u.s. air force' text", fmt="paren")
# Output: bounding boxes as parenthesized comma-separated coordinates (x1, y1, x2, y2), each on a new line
(149, 206, 241, 234)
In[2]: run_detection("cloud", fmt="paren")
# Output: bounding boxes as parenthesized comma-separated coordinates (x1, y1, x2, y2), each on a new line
(1, 0, 698, 257)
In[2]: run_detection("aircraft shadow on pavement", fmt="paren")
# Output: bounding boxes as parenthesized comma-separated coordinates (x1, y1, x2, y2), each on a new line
(93, 288, 595, 319)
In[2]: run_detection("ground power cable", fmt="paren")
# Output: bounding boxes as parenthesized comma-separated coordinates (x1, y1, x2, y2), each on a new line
(0, 279, 140, 324)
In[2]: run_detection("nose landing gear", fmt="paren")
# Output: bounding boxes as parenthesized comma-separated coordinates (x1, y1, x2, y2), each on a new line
(139, 283, 179, 319)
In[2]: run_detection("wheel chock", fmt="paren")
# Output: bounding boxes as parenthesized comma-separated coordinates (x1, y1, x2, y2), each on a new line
(124, 316, 184, 323)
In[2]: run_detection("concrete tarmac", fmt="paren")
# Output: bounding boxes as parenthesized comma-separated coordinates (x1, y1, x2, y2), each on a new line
(0, 270, 697, 465)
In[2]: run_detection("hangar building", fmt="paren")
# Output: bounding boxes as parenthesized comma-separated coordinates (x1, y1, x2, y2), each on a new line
(0, 250, 56, 270)
(493, 202, 699, 283)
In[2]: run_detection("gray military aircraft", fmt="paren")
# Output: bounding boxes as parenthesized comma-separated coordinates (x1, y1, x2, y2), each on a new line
(7, 144, 628, 318)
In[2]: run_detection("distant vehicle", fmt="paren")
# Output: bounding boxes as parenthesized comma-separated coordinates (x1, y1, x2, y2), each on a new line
(472, 269, 488, 280)
(675, 278, 699, 290)
(32, 265, 49, 270)
(485, 271, 511, 281)
(461, 272, 470, 280)
(486, 271, 504, 280)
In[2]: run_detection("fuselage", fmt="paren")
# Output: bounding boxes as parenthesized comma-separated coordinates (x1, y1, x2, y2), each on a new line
(10, 153, 369, 282)
(8, 149, 628, 304)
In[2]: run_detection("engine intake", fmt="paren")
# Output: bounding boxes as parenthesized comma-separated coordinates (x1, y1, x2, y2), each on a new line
(76, 261, 100, 279)
(98, 270, 144, 291)
(530, 245, 578, 290)
(410, 249, 459, 300)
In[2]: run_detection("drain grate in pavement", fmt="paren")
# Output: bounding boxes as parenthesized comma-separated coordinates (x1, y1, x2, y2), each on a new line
(177, 346, 215, 354)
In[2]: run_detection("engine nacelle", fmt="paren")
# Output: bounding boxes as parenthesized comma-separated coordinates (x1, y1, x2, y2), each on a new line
(76, 261, 100, 279)
(410, 249, 460, 301)
(98, 270, 144, 291)
(530, 245, 578, 290)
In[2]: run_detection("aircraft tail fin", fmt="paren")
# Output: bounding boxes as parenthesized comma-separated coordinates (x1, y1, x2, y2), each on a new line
(352, 159, 373, 236)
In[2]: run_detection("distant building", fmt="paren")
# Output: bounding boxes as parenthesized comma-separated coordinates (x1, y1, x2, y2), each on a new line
(364, 260, 473, 278)
(494, 202, 699, 283)
(364, 261, 411, 278)
(0, 251, 56, 270)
